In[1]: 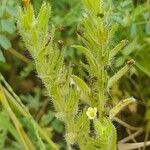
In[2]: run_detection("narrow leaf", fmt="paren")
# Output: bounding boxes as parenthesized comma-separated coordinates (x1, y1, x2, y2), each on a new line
(109, 97, 136, 119)
(72, 45, 98, 73)
(0, 35, 11, 50)
(71, 75, 91, 93)
(107, 59, 135, 90)
(0, 49, 5, 62)
(109, 40, 128, 60)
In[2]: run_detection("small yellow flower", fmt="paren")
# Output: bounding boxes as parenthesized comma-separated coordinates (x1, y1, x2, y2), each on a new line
(86, 107, 97, 119)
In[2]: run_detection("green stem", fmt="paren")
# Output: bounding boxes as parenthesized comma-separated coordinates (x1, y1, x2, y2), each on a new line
(98, 67, 105, 117)
(0, 85, 35, 150)
(0, 75, 59, 150)
(7, 48, 31, 64)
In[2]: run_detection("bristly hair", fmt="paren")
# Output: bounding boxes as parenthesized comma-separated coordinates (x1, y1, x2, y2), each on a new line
(17, 1, 135, 149)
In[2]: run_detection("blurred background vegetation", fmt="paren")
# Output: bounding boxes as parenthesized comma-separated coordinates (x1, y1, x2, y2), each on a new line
(0, 0, 150, 149)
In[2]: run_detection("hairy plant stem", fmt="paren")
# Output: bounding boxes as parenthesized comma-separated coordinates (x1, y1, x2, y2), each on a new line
(98, 67, 105, 117)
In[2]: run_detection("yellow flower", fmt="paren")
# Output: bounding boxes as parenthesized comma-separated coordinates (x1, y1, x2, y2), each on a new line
(86, 107, 97, 119)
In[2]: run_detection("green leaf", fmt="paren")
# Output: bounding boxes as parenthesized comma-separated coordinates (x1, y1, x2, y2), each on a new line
(0, 111, 20, 142)
(36, 2, 51, 31)
(6, 6, 18, 17)
(107, 60, 135, 90)
(0, 49, 5, 62)
(52, 119, 63, 133)
(135, 48, 150, 77)
(94, 118, 117, 150)
(136, 63, 150, 77)
(109, 39, 128, 60)
(0, 6, 4, 17)
(71, 75, 91, 93)
(1, 19, 16, 34)
(41, 111, 55, 126)
(127, 4, 147, 25)
(122, 39, 139, 56)
(109, 97, 136, 119)
(0, 35, 11, 49)
(72, 45, 98, 73)
(115, 57, 125, 68)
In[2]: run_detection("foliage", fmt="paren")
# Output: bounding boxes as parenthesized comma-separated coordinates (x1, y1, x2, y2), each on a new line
(111, 0, 150, 76)
(0, 0, 21, 62)
(0, 73, 59, 150)
(0, 0, 150, 150)
(111, 1, 150, 130)
(16, 1, 136, 150)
